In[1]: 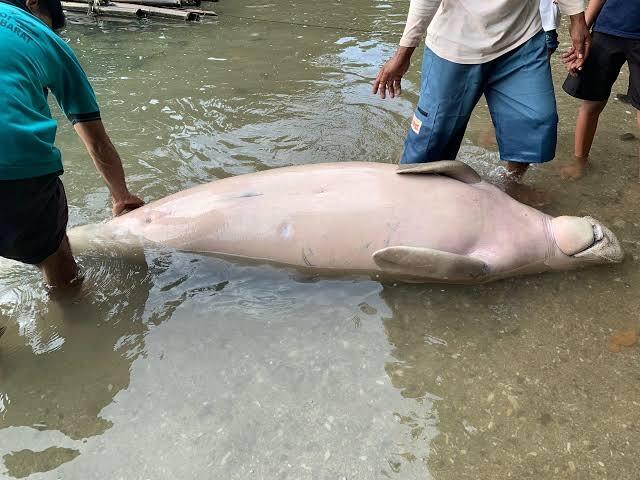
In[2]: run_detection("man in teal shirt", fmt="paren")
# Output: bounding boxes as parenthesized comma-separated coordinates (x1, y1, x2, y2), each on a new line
(0, 0, 144, 288)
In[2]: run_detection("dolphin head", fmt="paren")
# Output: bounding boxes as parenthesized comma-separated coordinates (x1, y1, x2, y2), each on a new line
(551, 216, 624, 267)
(571, 217, 624, 265)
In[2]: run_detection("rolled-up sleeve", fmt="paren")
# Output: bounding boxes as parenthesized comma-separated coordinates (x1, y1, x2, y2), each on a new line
(556, 0, 585, 16)
(399, 0, 442, 47)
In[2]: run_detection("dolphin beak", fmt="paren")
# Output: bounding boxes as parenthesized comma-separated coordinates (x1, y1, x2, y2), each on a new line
(573, 217, 624, 264)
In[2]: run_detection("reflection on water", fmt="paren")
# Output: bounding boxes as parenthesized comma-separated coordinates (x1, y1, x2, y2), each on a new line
(1, 253, 439, 479)
(0, 0, 639, 478)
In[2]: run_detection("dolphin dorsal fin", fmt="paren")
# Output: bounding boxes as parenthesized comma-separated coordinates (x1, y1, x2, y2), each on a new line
(396, 160, 481, 184)
(373, 246, 489, 282)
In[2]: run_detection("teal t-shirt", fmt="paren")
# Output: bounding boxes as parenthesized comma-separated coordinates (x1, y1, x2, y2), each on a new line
(0, 3, 100, 180)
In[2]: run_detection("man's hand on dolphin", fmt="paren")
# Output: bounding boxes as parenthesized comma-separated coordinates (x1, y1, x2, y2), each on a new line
(372, 46, 415, 99)
(112, 193, 145, 216)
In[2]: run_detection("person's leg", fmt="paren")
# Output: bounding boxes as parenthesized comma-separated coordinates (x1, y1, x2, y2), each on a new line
(37, 234, 81, 288)
(400, 47, 484, 164)
(627, 37, 640, 132)
(0, 173, 80, 290)
(576, 100, 608, 157)
(560, 100, 608, 179)
(479, 32, 557, 156)
(562, 32, 628, 179)
(505, 162, 530, 182)
(484, 30, 557, 206)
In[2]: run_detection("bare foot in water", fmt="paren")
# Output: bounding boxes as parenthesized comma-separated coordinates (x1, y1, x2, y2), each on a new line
(560, 156, 589, 180)
(505, 182, 550, 208)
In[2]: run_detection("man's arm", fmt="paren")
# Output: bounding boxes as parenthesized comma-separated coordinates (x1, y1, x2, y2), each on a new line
(74, 120, 144, 215)
(399, 0, 442, 48)
(584, 0, 605, 28)
(372, 0, 442, 99)
(42, 36, 144, 215)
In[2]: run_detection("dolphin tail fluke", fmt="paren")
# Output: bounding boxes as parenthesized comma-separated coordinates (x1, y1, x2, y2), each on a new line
(396, 160, 481, 184)
(67, 224, 147, 265)
(373, 246, 489, 282)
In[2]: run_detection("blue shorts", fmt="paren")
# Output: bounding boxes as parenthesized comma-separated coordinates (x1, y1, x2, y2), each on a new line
(401, 30, 558, 165)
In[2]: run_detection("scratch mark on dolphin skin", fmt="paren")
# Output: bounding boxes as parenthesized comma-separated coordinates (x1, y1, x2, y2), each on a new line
(386, 221, 400, 232)
(278, 222, 294, 239)
(237, 192, 263, 198)
(302, 248, 315, 267)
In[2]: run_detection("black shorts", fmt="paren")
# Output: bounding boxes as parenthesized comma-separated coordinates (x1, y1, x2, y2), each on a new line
(0, 172, 68, 265)
(563, 32, 640, 110)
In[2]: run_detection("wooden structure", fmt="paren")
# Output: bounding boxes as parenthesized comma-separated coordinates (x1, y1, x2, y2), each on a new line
(61, 0, 216, 22)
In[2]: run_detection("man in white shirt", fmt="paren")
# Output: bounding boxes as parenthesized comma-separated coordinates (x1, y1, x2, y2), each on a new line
(373, 0, 589, 205)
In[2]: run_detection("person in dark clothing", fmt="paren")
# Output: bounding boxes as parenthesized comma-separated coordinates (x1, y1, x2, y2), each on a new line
(561, 0, 640, 179)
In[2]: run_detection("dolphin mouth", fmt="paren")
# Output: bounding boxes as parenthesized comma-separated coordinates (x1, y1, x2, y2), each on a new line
(573, 217, 624, 264)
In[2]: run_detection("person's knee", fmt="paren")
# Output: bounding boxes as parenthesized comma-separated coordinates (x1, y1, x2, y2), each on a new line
(530, 101, 558, 132)
(580, 100, 607, 117)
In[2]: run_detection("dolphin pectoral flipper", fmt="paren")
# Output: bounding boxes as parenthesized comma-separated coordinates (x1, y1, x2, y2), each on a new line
(396, 160, 481, 184)
(373, 246, 489, 281)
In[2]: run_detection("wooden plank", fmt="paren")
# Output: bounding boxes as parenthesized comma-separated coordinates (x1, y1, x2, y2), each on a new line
(182, 7, 216, 16)
(111, 2, 199, 20)
(62, 1, 144, 18)
(63, 1, 201, 21)
(116, 0, 182, 8)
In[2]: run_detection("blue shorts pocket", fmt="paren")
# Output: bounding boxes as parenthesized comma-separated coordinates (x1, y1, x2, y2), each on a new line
(399, 104, 438, 164)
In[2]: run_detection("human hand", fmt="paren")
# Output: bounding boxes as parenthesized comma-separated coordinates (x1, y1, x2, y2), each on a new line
(372, 47, 414, 99)
(112, 192, 145, 216)
(561, 46, 578, 73)
(567, 13, 591, 74)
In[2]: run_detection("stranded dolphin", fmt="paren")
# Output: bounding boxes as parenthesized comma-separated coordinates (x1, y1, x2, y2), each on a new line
(68, 161, 624, 284)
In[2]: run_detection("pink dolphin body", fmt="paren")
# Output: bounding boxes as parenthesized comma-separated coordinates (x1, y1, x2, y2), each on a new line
(70, 161, 623, 284)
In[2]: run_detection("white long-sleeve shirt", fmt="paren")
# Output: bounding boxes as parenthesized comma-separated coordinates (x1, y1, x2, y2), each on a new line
(399, 0, 584, 64)
(540, 0, 561, 32)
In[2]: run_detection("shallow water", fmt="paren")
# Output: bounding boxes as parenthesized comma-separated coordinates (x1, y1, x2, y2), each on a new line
(1, 1, 639, 478)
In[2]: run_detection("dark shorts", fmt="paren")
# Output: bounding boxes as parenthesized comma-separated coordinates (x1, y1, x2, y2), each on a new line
(401, 30, 558, 165)
(0, 172, 68, 265)
(563, 32, 640, 110)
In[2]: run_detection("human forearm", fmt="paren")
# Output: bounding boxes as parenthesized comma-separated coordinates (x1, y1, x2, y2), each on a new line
(399, 0, 442, 47)
(394, 46, 416, 62)
(563, 11, 591, 74)
(74, 120, 130, 197)
(584, 0, 605, 27)
(74, 120, 144, 214)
